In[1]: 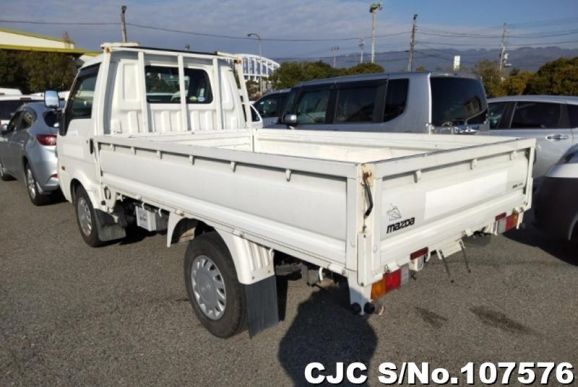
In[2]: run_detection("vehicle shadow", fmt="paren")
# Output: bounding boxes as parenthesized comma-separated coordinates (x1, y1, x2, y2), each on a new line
(278, 281, 377, 385)
(504, 211, 577, 266)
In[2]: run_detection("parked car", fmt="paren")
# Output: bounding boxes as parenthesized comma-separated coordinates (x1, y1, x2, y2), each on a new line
(534, 144, 578, 242)
(0, 102, 60, 205)
(277, 72, 488, 134)
(486, 95, 578, 179)
(0, 94, 43, 127)
(253, 89, 290, 126)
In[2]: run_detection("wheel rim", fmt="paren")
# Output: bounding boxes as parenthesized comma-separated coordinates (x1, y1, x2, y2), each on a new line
(26, 168, 37, 199)
(191, 255, 226, 320)
(77, 197, 93, 236)
(0, 162, 5, 177)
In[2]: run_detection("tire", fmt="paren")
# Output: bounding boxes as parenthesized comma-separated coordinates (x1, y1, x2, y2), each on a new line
(74, 185, 104, 247)
(25, 164, 50, 206)
(184, 232, 246, 338)
(0, 160, 13, 181)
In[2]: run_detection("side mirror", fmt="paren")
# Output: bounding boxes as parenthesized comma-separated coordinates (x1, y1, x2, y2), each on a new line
(44, 90, 59, 109)
(281, 113, 297, 126)
(0, 123, 8, 135)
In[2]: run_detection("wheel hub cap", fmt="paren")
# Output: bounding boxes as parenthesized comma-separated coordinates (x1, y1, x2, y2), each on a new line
(191, 255, 226, 320)
(26, 168, 36, 199)
(77, 197, 92, 236)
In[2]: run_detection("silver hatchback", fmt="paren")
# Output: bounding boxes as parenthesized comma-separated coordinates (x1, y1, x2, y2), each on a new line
(487, 95, 578, 180)
(0, 102, 60, 205)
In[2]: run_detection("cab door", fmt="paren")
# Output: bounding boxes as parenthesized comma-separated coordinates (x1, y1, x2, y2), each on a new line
(57, 64, 100, 201)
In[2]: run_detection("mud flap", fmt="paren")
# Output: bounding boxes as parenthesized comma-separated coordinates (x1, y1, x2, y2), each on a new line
(245, 275, 279, 337)
(95, 210, 126, 242)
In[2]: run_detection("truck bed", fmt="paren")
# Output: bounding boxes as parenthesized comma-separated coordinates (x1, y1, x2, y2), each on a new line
(93, 129, 534, 286)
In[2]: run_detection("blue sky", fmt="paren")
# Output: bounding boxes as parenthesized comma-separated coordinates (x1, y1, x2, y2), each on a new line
(1, 0, 577, 58)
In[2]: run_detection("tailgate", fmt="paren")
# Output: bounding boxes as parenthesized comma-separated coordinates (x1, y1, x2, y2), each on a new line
(367, 138, 535, 278)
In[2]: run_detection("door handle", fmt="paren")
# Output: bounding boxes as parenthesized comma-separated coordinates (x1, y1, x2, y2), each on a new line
(545, 134, 569, 141)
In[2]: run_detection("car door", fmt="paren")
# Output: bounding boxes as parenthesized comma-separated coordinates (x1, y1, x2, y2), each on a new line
(290, 86, 335, 131)
(0, 111, 23, 175)
(9, 108, 36, 180)
(489, 101, 573, 178)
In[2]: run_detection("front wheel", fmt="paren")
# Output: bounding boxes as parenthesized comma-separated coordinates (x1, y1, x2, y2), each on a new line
(74, 185, 104, 247)
(184, 232, 246, 338)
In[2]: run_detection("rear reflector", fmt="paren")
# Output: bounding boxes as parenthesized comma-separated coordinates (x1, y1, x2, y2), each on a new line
(36, 134, 57, 146)
(371, 265, 410, 300)
(409, 247, 428, 272)
(496, 211, 519, 234)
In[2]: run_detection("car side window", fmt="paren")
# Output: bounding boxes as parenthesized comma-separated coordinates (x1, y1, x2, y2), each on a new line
(511, 102, 563, 129)
(568, 104, 578, 128)
(5, 111, 21, 133)
(295, 89, 330, 124)
(335, 85, 378, 123)
(384, 79, 409, 122)
(255, 94, 280, 118)
(488, 102, 508, 129)
(19, 109, 36, 130)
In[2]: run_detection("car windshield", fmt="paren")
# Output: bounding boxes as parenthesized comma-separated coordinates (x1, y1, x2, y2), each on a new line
(430, 77, 487, 126)
(0, 100, 26, 121)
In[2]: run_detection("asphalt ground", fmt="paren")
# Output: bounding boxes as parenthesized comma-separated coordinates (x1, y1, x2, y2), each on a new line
(1, 178, 577, 386)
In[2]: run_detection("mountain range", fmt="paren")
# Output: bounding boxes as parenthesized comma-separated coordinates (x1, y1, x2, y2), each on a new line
(276, 46, 578, 72)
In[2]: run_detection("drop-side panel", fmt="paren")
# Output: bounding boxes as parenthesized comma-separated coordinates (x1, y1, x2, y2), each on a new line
(96, 143, 350, 264)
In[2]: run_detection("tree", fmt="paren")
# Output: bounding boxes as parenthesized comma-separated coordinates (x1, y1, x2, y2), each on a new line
(524, 57, 578, 95)
(415, 65, 427, 72)
(503, 69, 533, 95)
(346, 62, 384, 75)
(473, 60, 505, 97)
(245, 80, 260, 100)
(0, 49, 78, 93)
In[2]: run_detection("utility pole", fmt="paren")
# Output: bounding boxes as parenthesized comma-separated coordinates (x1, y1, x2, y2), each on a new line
(498, 23, 508, 73)
(247, 32, 263, 95)
(359, 39, 365, 64)
(120, 5, 128, 43)
(369, 2, 382, 64)
(407, 14, 418, 72)
(331, 46, 340, 67)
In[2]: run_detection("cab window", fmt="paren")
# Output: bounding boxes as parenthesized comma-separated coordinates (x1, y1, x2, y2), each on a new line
(63, 65, 100, 135)
(295, 89, 330, 124)
(145, 66, 212, 104)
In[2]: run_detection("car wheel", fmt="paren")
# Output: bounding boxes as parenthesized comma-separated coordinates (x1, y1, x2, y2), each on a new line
(25, 164, 49, 206)
(184, 232, 246, 338)
(74, 185, 104, 247)
(0, 161, 13, 181)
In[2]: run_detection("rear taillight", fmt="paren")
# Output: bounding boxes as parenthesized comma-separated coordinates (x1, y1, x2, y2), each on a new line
(496, 211, 519, 233)
(36, 134, 56, 146)
(371, 265, 410, 300)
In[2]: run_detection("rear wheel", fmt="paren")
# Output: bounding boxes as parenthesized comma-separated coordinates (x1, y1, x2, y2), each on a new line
(74, 185, 104, 247)
(184, 232, 246, 338)
(0, 161, 13, 181)
(25, 164, 50, 206)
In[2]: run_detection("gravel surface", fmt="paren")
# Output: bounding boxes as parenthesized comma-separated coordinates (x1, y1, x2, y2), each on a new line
(1, 179, 576, 386)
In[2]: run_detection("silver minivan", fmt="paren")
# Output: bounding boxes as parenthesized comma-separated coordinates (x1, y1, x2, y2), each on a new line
(277, 72, 488, 134)
(487, 95, 578, 178)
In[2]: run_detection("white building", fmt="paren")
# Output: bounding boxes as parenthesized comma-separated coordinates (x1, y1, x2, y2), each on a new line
(0, 27, 95, 58)
(236, 53, 280, 82)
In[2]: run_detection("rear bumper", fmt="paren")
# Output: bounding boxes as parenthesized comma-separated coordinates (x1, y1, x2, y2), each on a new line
(534, 177, 578, 240)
